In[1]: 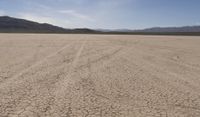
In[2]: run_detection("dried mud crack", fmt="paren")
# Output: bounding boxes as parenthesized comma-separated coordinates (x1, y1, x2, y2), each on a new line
(0, 34, 200, 117)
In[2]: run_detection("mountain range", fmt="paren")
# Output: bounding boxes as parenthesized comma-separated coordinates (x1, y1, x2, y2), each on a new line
(0, 16, 200, 35)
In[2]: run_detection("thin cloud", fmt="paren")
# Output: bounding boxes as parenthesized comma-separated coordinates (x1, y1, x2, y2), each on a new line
(59, 10, 95, 22)
(17, 12, 75, 28)
(196, 22, 200, 26)
(18, 13, 55, 24)
(0, 10, 5, 16)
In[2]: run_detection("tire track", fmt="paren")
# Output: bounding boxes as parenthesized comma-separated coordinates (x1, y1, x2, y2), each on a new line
(0, 42, 81, 116)
(76, 47, 122, 71)
(55, 39, 86, 98)
(0, 42, 73, 87)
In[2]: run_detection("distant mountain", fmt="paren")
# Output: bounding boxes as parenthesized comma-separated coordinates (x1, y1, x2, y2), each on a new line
(96, 26, 200, 35)
(136, 26, 200, 33)
(0, 16, 200, 35)
(97, 26, 200, 33)
(97, 29, 134, 32)
(0, 16, 96, 33)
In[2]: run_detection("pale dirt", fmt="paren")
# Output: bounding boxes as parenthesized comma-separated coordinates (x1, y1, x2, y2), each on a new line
(0, 34, 200, 117)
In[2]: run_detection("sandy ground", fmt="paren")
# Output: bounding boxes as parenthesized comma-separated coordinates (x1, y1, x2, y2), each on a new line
(0, 34, 200, 117)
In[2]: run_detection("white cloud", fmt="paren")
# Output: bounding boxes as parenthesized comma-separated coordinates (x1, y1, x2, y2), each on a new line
(59, 10, 95, 22)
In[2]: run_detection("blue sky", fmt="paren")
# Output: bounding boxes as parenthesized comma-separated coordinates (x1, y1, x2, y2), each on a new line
(0, 0, 200, 29)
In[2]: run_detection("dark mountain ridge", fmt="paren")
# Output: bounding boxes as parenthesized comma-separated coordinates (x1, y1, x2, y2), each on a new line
(0, 16, 95, 33)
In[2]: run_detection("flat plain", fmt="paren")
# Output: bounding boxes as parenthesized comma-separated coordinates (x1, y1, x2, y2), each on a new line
(0, 34, 200, 117)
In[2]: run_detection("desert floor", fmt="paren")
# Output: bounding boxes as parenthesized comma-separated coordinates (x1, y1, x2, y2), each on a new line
(0, 34, 200, 117)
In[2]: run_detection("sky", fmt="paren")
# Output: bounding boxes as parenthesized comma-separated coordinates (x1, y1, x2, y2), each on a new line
(0, 0, 200, 29)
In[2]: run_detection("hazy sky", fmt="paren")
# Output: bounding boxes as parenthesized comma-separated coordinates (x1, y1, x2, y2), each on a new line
(0, 0, 200, 29)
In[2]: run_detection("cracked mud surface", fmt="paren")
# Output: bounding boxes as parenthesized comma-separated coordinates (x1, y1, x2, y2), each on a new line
(0, 34, 200, 117)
